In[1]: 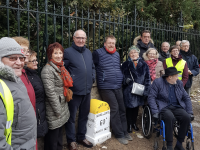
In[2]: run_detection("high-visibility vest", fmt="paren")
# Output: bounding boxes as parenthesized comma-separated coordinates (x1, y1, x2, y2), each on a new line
(0, 79, 14, 145)
(166, 57, 186, 80)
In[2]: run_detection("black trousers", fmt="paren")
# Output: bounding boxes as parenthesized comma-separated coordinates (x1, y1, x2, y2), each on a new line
(126, 106, 139, 125)
(99, 88, 127, 138)
(160, 105, 191, 143)
(65, 93, 90, 143)
(44, 126, 63, 150)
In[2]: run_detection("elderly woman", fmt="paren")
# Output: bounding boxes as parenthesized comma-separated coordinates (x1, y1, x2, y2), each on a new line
(143, 48, 164, 83)
(163, 45, 189, 87)
(41, 42, 73, 150)
(122, 46, 151, 133)
(25, 51, 48, 148)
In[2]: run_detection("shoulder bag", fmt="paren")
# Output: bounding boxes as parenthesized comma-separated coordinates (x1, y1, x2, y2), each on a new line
(129, 69, 145, 96)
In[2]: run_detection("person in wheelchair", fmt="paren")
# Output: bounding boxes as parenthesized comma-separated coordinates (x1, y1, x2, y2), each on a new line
(148, 67, 194, 150)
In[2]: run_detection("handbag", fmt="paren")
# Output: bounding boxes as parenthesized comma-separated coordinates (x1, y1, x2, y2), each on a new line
(129, 69, 145, 96)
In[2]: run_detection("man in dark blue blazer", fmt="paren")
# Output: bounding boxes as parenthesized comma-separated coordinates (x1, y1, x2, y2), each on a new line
(64, 29, 95, 150)
(148, 67, 194, 150)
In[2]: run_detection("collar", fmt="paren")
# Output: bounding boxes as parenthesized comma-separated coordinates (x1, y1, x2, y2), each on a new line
(72, 42, 86, 53)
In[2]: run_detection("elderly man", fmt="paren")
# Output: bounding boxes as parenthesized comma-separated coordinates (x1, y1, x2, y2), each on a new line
(176, 40, 181, 50)
(159, 42, 171, 62)
(64, 30, 95, 150)
(93, 35, 132, 145)
(0, 37, 37, 149)
(148, 67, 193, 150)
(133, 30, 156, 57)
(179, 40, 199, 96)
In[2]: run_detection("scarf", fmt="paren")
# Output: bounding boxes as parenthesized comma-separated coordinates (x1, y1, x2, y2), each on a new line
(50, 59, 73, 102)
(171, 54, 183, 61)
(160, 50, 170, 59)
(105, 47, 116, 54)
(145, 58, 158, 81)
(128, 57, 139, 68)
(180, 49, 192, 57)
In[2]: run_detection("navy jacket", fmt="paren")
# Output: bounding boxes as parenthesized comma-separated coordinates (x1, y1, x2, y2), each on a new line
(122, 58, 151, 108)
(25, 67, 48, 138)
(64, 42, 95, 95)
(93, 47, 123, 89)
(180, 50, 199, 88)
(137, 39, 156, 58)
(148, 77, 193, 115)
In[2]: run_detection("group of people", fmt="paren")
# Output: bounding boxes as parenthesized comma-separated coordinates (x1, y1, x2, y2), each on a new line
(0, 29, 199, 150)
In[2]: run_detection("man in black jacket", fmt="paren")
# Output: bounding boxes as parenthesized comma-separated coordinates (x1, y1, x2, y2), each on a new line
(64, 30, 95, 150)
(159, 42, 171, 62)
(133, 30, 156, 58)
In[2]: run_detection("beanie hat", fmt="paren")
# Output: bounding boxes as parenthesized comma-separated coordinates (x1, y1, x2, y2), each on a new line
(128, 45, 140, 56)
(0, 37, 25, 58)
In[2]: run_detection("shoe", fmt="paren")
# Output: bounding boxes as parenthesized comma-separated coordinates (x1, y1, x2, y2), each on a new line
(167, 145, 173, 150)
(124, 133, 133, 141)
(77, 139, 93, 148)
(174, 144, 185, 150)
(116, 137, 128, 145)
(127, 124, 132, 133)
(68, 142, 78, 150)
(132, 124, 139, 131)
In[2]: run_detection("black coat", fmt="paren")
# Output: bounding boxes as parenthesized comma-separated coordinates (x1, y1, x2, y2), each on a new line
(180, 50, 199, 88)
(137, 39, 156, 58)
(122, 58, 151, 108)
(25, 67, 48, 138)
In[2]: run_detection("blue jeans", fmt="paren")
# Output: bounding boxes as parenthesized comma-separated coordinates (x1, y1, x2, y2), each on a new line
(65, 93, 91, 143)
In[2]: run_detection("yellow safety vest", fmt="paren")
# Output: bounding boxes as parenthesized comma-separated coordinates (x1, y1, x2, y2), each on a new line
(0, 79, 14, 145)
(166, 57, 186, 80)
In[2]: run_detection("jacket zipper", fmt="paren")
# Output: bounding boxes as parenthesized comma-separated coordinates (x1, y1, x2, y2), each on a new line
(81, 54, 87, 95)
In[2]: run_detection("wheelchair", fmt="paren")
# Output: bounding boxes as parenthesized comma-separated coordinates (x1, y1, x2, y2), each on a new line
(142, 105, 194, 150)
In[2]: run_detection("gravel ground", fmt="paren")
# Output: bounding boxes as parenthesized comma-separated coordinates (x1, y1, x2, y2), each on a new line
(61, 89, 200, 150)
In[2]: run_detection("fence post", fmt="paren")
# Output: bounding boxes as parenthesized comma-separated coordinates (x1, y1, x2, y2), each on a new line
(41, 0, 48, 71)
(6, 0, 9, 36)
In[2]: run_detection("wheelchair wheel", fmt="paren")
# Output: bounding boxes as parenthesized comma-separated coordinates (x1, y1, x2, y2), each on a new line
(186, 138, 192, 150)
(142, 105, 153, 139)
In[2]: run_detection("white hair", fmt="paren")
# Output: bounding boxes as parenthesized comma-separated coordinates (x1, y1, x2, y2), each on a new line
(73, 29, 87, 37)
(180, 40, 190, 47)
(161, 42, 170, 47)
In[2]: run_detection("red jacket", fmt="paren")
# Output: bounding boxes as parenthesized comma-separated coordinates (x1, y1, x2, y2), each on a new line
(163, 55, 189, 87)
(20, 69, 36, 112)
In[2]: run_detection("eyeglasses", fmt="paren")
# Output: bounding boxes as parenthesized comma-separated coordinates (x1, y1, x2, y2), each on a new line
(182, 45, 189, 48)
(148, 53, 156, 55)
(171, 50, 179, 53)
(23, 48, 30, 54)
(74, 36, 87, 40)
(29, 59, 38, 64)
(4, 56, 26, 62)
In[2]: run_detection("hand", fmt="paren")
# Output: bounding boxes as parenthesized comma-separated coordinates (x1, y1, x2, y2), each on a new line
(188, 70, 192, 75)
(153, 113, 159, 125)
(190, 114, 194, 121)
(126, 78, 132, 84)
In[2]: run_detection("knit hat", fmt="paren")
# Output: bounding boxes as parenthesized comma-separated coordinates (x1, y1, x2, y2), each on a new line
(128, 45, 140, 56)
(0, 37, 25, 58)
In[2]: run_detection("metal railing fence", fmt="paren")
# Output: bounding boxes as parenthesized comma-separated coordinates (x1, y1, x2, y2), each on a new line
(0, 0, 200, 71)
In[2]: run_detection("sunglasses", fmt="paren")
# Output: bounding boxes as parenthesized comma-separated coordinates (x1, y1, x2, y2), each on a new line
(4, 56, 26, 62)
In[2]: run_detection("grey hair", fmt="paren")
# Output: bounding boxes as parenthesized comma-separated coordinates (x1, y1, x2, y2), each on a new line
(180, 40, 190, 47)
(73, 29, 87, 37)
(146, 48, 158, 55)
(161, 42, 170, 47)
